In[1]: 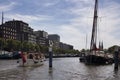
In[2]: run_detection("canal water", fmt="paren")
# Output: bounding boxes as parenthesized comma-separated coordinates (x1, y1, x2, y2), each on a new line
(0, 57, 120, 80)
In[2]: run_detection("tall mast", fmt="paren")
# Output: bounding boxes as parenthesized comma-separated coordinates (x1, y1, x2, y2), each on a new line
(90, 0, 98, 51)
(85, 34, 88, 50)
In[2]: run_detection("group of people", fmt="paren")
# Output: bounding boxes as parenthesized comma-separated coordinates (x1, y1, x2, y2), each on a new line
(19, 51, 45, 65)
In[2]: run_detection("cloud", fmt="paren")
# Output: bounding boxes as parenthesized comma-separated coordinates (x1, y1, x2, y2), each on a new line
(43, 2, 58, 7)
(1, 0, 120, 50)
(33, 0, 59, 7)
(0, 2, 16, 11)
(97, 1, 120, 48)
(65, 0, 93, 6)
(6, 14, 53, 23)
(65, 0, 92, 3)
(59, 25, 85, 49)
(54, 0, 120, 49)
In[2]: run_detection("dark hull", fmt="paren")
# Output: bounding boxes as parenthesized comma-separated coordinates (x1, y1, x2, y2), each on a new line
(0, 54, 12, 59)
(80, 55, 113, 65)
(0, 53, 20, 59)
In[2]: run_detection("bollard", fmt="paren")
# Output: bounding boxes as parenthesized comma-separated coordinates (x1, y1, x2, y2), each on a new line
(49, 47, 53, 68)
(114, 47, 119, 70)
(49, 40, 53, 68)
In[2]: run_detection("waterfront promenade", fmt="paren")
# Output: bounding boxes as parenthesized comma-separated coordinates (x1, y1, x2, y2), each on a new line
(0, 57, 120, 80)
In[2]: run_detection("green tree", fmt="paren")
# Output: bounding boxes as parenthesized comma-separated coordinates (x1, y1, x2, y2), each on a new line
(0, 38, 5, 50)
(6, 39, 17, 51)
(14, 40, 21, 51)
(40, 45, 48, 53)
(22, 41, 29, 52)
(29, 42, 36, 52)
(34, 44, 40, 52)
(108, 45, 120, 54)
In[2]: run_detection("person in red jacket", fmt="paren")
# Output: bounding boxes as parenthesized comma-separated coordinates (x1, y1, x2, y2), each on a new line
(20, 52, 27, 66)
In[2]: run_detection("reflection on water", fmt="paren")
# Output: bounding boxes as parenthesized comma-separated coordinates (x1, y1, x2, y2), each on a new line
(48, 68, 53, 80)
(0, 58, 120, 80)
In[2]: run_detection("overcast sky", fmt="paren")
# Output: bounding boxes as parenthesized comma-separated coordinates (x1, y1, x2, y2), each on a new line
(0, 0, 120, 50)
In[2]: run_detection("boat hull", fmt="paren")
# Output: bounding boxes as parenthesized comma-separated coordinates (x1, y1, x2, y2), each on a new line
(84, 55, 113, 65)
(18, 59, 44, 67)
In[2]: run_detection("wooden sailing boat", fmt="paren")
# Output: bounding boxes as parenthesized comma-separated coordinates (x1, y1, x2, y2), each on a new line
(82, 0, 113, 64)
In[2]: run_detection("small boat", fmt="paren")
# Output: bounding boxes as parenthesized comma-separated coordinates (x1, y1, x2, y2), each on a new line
(18, 59, 44, 67)
(0, 51, 12, 59)
(17, 52, 45, 67)
(0, 54, 12, 59)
